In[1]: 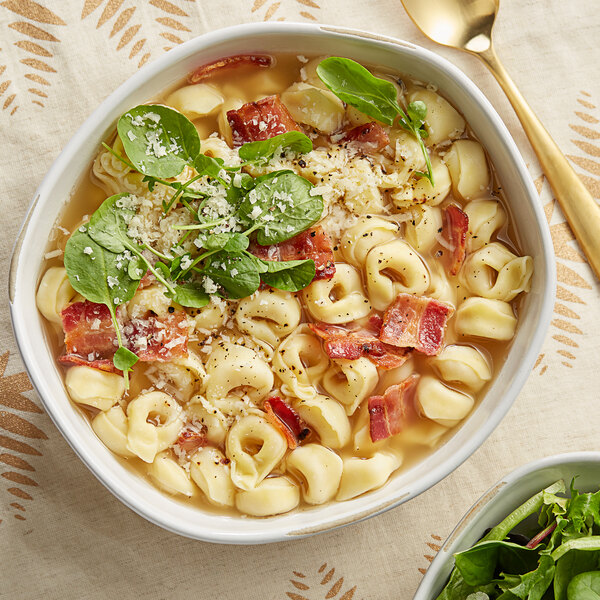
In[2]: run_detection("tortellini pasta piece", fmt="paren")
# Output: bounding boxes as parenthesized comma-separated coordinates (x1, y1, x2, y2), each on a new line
(205, 343, 273, 404)
(281, 82, 345, 134)
(417, 375, 474, 427)
(398, 420, 449, 448)
(340, 216, 400, 268)
(36, 266, 77, 324)
(126, 286, 175, 319)
(336, 452, 402, 501)
(235, 477, 300, 517)
(346, 104, 374, 127)
(445, 140, 490, 200)
(404, 206, 443, 253)
(165, 83, 224, 120)
(430, 345, 492, 392)
(464, 199, 507, 252)
(226, 415, 287, 490)
(126, 391, 183, 463)
(408, 88, 465, 146)
(460, 243, 533, 301)
(352, 404, 388, 458)
(217, 98, 246, 146)
(455, 297, 517, 340)
(286, 444, 343, 504)
(190, 447, 235, 507)
(273, 325, 330, 400)
(65, 366, 125, 411)
(303, 263, 371, 324)
(391, 156, 451, 207)
(235, 289, 301, 350)
(427, 261, 458, 306)
(91, 405, 135, 458)
(190, 296, 227, 331)
(322, 357, 379, 416)
(147, 351, 206, 401)
(365, 239, 430, 310)
(148, 451, 196, 497)
(390, 130, 427, 174)
(187, 395, 229, 446)
(292, 394, 351, 449)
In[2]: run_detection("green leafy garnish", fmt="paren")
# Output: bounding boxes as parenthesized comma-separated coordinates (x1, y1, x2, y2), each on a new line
(238, 131, 313, 163)
(259, 259, 316, 292)
(202, 252, 261, 299)
(436, 479, 600, 600)
(113, 347, 139, 372)
(316, 56, 434, 185)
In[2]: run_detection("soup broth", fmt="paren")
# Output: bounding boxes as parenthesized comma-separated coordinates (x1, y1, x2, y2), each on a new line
(36, 53, 533, 516)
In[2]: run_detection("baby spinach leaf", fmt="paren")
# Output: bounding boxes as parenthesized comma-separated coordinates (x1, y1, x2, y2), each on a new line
(64, 230, 139, 308)
(454, 541, 539, 586)
(555, 551, 600, 600)
(171, 282, 210, 308)
(202, 251, 260, 299)
(239, 171, 323, 245)
(87, 193, 135, 254)
(113, 347, 139, 372)
(259, 258, 315, 292)
(316, 56, 402, 126)
(203, 232, 249, 252)
(406, 100, 427, 131)
(128, 256, 146, 280)
(238, 131, 313, 163)
(117, 104, 200, 178)
(194, 154, 227, 180)
(567, 571, 600, 600)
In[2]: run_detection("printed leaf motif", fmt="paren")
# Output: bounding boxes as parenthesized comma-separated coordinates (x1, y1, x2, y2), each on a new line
(418, 533, 443, 575)
(0, 0, 65, 114)
(0, 352, 47, 524)
(251, 0, 322, 22)
(286, 563, 358, 599)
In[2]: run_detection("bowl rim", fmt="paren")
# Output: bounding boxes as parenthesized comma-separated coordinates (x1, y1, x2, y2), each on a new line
(8, 21, 556, 544)
(414, 451, 600, 599)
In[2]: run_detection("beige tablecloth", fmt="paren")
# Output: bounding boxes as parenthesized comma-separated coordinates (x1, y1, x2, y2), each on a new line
(1, 1, 599, 598)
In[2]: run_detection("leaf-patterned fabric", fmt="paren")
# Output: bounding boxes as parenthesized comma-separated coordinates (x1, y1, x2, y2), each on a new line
(0, 1, 599, 598)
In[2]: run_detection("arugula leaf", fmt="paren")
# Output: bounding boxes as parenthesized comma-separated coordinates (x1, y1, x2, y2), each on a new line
(171, 281, 210, 308)
(239, 171, 323, 245)
(316, 56, 402, 126)
(117, 104, 200, 178)
(567, 571, 600, 600)
(496, 555, 555, 600)
(113, 347, 139, 372)
(259, 259, 315, 292)
(238, 131, 313, 163)
(202, 251, 261, 299)
(202, 232, 249, 252)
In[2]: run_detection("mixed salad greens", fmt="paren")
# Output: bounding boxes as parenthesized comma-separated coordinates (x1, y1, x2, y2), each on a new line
(437, 480, 600, 600)
(61, 56, 434, 380)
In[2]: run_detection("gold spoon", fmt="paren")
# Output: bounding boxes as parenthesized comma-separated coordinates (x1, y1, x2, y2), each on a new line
(400, 0, 600, 280)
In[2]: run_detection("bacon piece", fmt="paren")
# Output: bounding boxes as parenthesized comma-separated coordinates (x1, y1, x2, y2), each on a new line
(227, 95, 301, 147)
(249, 225, 335, 281)
(60, 301, 189, 370)
(59, 354, 118, 373)
(264, 397, 309, 450)
(444, 204, 469, 276)
(138, 270, 156, 289)
(368, 374, 420, 442)
(308, 322, 411, 370)
(175, 426, 208, 456)
(379, 294, 454, 356)
(189, 54, 273, 84)
(341, 122, 389, 153)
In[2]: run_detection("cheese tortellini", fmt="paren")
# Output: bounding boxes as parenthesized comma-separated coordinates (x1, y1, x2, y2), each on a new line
(322, 357, 378, 416)
(464, 199, 507, 251)
(340, 216, 400, 267)
(336, 452, 402, 501)
(417, 376, 474, 427)
(36, 266, 77, 324)
(293, 394, 351, 449)
(236, 477, 300, 517)
(148, 451, 196, 497)
(455, 297, 518, 340)
(365, 239, 430, 310)
(91, 405, 134, 458)
(445, 140, 490, 200)
(65, 366, 125, 411)
(409, 88, 465, 146)
(190, 447, 235, 507)
(404, 206, 443, 253)
(430, 345, 492, 392)
(303, 263, 371, 323)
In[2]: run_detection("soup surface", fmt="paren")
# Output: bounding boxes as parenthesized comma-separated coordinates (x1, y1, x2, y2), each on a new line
(36, 53, 533, 517)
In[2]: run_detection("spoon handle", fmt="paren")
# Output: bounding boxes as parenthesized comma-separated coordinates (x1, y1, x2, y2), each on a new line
(478, 46, 600, 280)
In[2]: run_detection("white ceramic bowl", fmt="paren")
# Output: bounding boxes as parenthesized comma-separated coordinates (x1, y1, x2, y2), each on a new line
(414, 452, 600, 599)
(8, 22, 555, 544)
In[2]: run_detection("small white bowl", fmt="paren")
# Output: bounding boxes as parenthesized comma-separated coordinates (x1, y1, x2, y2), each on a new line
(414, 452, 600, 599)
(8, 23, 555, 544)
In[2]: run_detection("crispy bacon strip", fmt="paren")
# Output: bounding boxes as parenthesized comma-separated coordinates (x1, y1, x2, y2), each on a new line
(308, 322, 411, 370)
(249, 225, 336, 281)
(341, 122, 389, 153)
(189, 54, 273, 84)
(444, 204, 469, 276)
(59, 354, 118, 373)
(227, 95, 301, 147)
(264, 397, 309, 450)
(59, 301, 189, 370)
(175, 426, 208, 456)
(379, 294, 454, 356)
(368, 374, 420, 442)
